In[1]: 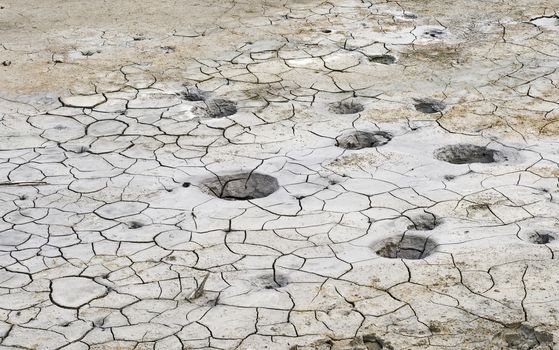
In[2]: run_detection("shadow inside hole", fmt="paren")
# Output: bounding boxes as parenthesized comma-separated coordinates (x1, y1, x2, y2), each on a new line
(525, 231, 556, 245)
(424, 29, 446, 38)
(128, 221, 143, 229)
(261, 273, 289, 289)
(202, 172, 279, 201)
(373, 234, 437, 259)
(368, 55, 396, 65)
(413, 98, 446, 114)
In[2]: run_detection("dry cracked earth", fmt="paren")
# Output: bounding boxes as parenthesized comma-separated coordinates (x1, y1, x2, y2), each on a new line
(1, 0, 559, 349)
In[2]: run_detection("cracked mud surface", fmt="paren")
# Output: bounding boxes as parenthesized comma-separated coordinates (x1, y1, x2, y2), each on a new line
(1, 0, 559, 349)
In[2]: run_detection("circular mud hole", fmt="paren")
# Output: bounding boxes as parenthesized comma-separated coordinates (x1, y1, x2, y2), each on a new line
(329, 100, 364, 114)
(373, 234, 436, 259)
(424, 29, 446, 38)
(521, 231, 557, 245)
(202, 172, 279, 200)
(435, 144, 507, 164)
(336, 131, 392, 150)
(368, 55, 396, 65)
(413, 98, 446, 114)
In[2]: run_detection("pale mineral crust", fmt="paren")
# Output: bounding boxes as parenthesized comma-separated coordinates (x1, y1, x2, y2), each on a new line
(0, 0, 559, 349)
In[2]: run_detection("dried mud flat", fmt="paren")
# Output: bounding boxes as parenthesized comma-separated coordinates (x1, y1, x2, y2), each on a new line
(1, 0, 559, 349)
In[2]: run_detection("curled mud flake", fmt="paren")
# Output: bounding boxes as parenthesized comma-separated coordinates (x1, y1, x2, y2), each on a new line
(530, 15, 559, 27)
(373, 234, 437, 259)
(180, 86, 208, 101)
(362, 334, 394, 350)
(413, 98, 446, 114)
(407, 213, 438, 231)
(202, 172, 279, 200)
(368, 55, 396, 65)
(336, 131, 392, 150)
(434, 144, 507, 164)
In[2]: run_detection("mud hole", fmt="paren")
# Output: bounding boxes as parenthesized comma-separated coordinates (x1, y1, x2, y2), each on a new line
(435, 144, 506, 164)
(330, 100, 365, 114)
(492, 324, 554, 350)
(202, 172, 279, 200)
(336, 130, 392, 150)
(373, 234, 437, 259)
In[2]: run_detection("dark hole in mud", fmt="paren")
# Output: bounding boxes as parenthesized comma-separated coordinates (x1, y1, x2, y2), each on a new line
(203, 172, 279, 200)
(128, 222, 143, 229)
(425, 29, 446, 38)
(497, 324, 554, 349)
(77, 146, 89, 154)
(329, 100, 364, 114)
(322, 29, 332, 33)
(525, 231, 556, 245)
(182, 182, 191, 188)
(161, 46, 175, 53)
(407, 213, 438, 231)
(262, 273, 289, 289)
(180, 87, 207, 102)
(363, 334, 394, 350)
(202, 99, 238, 118)
(336, 131, 392, 150)
(374, 234, 436, 259)
(435, 144, 506, 164)
(368, 55, 396, 65)
(413, 98, 446, 114)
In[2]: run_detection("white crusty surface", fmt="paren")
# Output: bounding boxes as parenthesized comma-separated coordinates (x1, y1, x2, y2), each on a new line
(0, 0, 559, 349)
